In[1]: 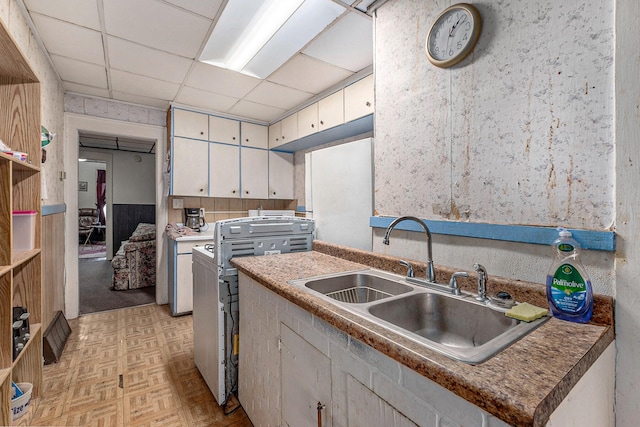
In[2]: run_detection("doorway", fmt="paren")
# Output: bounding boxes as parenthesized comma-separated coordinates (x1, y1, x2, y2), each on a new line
(64, 114, 168, 319)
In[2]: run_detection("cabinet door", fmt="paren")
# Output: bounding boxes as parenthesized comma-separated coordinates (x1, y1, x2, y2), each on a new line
(269, 121, 284, 149)
(344, 74, 374, 122)
(209, 116, 240, 145)
(269, 151, 294, 200)
(281, 113, 298, 145)
(209, 143, 240, 198)
(241, 122, 269, 149)
(318, 90, 344, 131)
(241, 147, 269, 199)
(297, 103, 318, 139)
(280, 324, 332, 427)
(173, 109, 208, 139)
(172, 137, 209, 196)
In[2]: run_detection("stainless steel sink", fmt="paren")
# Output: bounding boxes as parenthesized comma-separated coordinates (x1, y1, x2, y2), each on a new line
(289, 269, 548, 364)
(298, 270, 413, 303)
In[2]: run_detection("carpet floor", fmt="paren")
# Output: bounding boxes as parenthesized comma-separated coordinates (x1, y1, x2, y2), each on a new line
(79, 258, 155, 315)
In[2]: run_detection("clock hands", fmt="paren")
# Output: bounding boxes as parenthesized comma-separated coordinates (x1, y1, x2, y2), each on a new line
(448, 14, 467, 37)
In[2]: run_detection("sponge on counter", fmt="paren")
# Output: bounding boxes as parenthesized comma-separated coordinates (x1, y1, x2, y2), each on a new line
(505, 302, 549, 322)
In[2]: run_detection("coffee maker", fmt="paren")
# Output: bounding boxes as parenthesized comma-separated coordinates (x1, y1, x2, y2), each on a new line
(184, 208, 206, 232)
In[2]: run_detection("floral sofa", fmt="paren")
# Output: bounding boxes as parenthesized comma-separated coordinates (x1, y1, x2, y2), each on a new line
(111, 223, 156, 291)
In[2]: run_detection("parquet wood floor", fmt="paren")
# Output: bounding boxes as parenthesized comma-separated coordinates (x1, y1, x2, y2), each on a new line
(16, 304, 252, 427)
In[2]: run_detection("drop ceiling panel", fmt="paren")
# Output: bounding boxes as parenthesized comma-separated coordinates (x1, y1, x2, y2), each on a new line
(103, 0, 212, 57)
(268, 54, 354, 93)
(303, 12, 373, 72)
(175, 86, 240, 113)
(108, 37, 193, 84)
(228, 100, 286, 123)
(23, 0, 374, 123)
(23, 0, 101, 30)
(110, 69, 180, 100)
(186, 62, 261, 98)
(65, 83, 110, 99)
(50, 54, 107, 88)
(111, 91, 170, 109)
(163, 0, 225, 19)
(244, 81, 313, 111)
(30, 14, 104, 65)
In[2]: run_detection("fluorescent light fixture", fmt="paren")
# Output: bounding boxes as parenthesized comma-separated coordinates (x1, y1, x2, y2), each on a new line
(78, 158, 87, 162)
(200, 0, 345, 79)
(225, 0, 304, 71)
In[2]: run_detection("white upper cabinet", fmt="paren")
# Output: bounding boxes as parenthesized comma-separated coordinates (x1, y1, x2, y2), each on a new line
(269, 121, 284, 149)
(209, 142, 240, 198)
(241, 147, 269, 199)
(209, 116, 240, 145)
(344, 74, 374, 122)
(172, 137, 209, 196)
(318, 89, 344, 131)
(269, 151, 294, 200)
(280, 114, 298, 146)
(297, 103, 318, 139)
(241, 122, 269, 149)
(174, 109, 208, 139)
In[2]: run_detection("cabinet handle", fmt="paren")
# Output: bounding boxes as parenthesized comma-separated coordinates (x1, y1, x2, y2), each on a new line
(311, 123, 314, 128)
(245, 190, 249, 195)
(233, 137, 236, 140)
(366, 101, 371, 107)
(232, 190, 236, 194)
(199, 188, 204, 192)
(320, 120, 324, 125)
(317, 402, 325, 427)
(246, 138, 249, 142)
(200, 131, 204, 135)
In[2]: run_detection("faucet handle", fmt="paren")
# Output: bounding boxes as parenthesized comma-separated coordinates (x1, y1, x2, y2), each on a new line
(448, 272, 468, 295)
(399, 260, 415, 278)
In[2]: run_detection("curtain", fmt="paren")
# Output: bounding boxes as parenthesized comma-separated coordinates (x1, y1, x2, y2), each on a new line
(96, 169, 106, 225)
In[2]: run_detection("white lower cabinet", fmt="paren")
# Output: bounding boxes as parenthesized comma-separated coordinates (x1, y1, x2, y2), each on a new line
(239, 273, 510, 427)
(172, 137, 209, 196)
(168, 238, 213, 315)
(280, 324, 332, 427)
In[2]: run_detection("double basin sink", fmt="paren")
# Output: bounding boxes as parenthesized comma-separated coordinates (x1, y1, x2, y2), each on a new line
(289, 269, 548, 364)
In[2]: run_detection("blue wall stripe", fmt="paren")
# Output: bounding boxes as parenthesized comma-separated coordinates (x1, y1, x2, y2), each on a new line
(370, 216, 616, 252)
(42, 204, 66, 216)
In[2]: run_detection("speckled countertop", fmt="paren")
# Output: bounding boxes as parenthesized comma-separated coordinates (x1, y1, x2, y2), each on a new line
(231, 242, 614, 427)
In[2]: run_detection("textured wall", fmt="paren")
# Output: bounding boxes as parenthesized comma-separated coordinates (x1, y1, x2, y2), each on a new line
(374, 0, 614, 230)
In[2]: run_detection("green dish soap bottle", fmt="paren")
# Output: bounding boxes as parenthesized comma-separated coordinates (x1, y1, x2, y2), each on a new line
(546, 227, 593, 323)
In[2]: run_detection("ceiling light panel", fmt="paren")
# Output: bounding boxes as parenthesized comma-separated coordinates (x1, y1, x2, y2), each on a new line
(243, 0, 345, 78)
(200, 0, 345, 79)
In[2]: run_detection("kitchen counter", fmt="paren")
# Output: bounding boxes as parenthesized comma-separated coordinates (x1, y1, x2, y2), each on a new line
(230, 242, 614, 427)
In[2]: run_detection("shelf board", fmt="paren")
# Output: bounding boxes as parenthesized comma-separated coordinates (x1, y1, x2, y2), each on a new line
(11, 249, 40, 269)
(0, 152, 39, 172)
(11, 323, 41, 368)
(0, 265, 9, 277)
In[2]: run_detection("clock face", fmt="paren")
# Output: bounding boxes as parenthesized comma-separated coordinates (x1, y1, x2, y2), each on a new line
(426, 4, 481, 68)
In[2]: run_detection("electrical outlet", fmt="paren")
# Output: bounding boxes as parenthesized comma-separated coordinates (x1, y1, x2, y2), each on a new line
(199, 208, 205, 217)
(172, 198, 184, 209)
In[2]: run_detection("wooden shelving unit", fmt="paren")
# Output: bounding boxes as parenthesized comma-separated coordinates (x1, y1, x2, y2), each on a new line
(0, 18, 42, 426)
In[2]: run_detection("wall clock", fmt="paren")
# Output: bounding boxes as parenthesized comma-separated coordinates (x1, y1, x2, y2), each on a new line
(425, 3, 482, 68)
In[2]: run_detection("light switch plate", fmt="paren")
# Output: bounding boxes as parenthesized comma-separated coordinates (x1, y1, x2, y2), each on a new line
(199, 208, 205, 217)
(172, 198, 184, 209)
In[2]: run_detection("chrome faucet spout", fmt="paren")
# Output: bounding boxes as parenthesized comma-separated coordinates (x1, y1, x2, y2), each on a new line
(473, 263, 488, 302)
(383, 216, 435, 282)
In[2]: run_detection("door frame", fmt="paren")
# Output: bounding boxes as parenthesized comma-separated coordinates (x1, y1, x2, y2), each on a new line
(64, 113, 167, 319)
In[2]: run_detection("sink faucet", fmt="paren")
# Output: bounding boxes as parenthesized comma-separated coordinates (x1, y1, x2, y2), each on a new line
(473, 263, 488, 302)
(383, 216, 435, 282)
